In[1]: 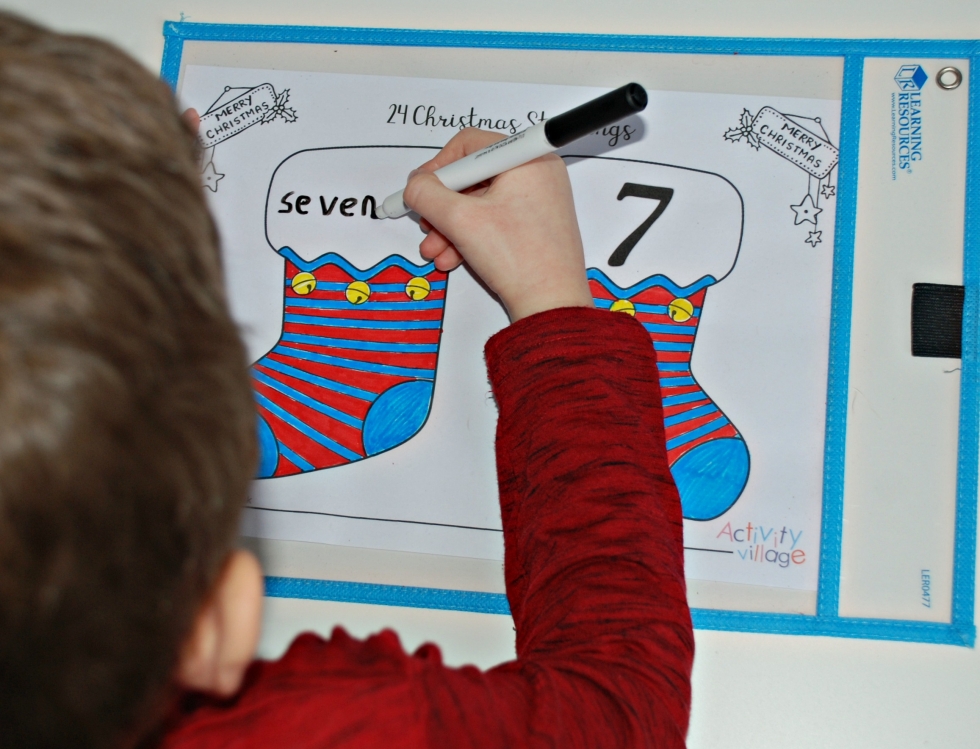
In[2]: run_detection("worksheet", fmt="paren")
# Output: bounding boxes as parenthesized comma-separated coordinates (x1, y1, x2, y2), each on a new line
(181, 66, 841, 591)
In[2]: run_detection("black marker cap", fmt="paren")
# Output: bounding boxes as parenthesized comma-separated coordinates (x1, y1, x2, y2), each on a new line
(544, 82, 647, 148)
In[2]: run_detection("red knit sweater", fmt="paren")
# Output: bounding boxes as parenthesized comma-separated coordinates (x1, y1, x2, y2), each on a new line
(158, 306, 694, 748)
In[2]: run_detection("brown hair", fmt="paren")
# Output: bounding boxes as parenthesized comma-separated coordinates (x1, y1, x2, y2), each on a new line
(0, 13, 257, 748)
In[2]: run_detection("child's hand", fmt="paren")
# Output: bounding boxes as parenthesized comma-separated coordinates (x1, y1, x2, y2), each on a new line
(182, 108, 201, 133)
(403, 128, 594, 323)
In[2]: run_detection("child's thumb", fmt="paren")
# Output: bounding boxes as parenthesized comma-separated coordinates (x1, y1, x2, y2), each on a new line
(402, 171, 470, 234)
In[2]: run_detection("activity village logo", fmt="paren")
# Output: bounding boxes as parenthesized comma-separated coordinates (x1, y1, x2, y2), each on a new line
(891, 64, 926, 179)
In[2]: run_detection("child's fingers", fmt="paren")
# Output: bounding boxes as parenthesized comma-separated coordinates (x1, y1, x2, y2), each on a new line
(418, 226, 463, 271)
(432, 246, 464, 271)
(403, 171, 473, 236)
(182, 108, 200, 135)
(419, 228, 452, 260)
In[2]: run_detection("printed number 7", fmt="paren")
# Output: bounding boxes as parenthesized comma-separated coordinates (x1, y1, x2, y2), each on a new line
(608, 183, 674, 266)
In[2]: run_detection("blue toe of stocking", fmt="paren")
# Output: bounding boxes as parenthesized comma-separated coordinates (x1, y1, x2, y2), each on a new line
(362, 380, 434, 456)
(670, 437, 750, 521)
(255, 413, 280, 478)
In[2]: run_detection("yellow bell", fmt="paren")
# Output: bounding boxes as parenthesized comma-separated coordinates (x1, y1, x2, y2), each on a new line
(405, 277, 431, 301)
(667, 298, 694, 323)
(610, 299, 636, 317)
(291, 272, 317, 296)
(345, 281, 371, 305)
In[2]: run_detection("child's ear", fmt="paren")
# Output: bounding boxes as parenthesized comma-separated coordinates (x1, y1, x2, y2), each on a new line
(176, 549, 264, 697)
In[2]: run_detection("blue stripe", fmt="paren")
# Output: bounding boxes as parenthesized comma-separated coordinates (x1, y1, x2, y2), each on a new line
(659, 376, 696, 388)
(639, 302, 700, 317)
(653, 341, 693, 353)
(274, 345, 434, 379)
(666, 416, 729, 450)
(257, 358, 376, 402)
(643, 323, 697, 336)
(662, 390, 706, 407)
(285, 297, 444, 312)
(594, 298, 701, 317)
(594, 298, 634, 311)
(281, 332, 438, 353)
(284, 313, 442, 331)
(254, 392, 362, 462)
(663, 403, 718, 427)
(253, 370, 363, 429)
(656, 362, 690, 372)
(277, 442, 315, 472)
(286, 280, 447, 292)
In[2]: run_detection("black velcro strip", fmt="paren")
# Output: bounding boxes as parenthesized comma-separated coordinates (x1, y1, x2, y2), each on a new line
(911, 283, 964, 358)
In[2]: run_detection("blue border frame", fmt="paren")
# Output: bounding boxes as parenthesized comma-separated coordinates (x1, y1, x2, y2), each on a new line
(163, 22, 978, 646)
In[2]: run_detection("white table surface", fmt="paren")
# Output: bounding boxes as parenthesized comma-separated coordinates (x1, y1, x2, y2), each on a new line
(2, 1, 978, 745)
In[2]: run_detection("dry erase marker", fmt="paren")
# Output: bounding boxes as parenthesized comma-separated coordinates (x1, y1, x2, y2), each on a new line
(375, 82, 648, 219)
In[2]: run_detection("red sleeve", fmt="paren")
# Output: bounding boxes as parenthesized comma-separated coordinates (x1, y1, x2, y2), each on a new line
(157, 307, 693, 749)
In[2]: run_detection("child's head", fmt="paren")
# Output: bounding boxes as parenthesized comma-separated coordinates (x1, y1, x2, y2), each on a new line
(0, 13, 261, 747)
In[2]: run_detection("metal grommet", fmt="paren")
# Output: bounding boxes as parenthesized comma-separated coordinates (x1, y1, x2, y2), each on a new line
(936, 66, 963, 90)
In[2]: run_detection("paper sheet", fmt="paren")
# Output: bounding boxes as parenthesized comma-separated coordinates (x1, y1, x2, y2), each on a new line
(180, 66, 841, 590)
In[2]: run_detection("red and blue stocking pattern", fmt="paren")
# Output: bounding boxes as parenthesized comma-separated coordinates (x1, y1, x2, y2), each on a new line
(589, 269, 750, 520)
(252, 248, 447, 478)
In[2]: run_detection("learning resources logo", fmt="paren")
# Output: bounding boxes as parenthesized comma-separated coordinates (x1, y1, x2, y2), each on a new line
(891, 64, 926, 179)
